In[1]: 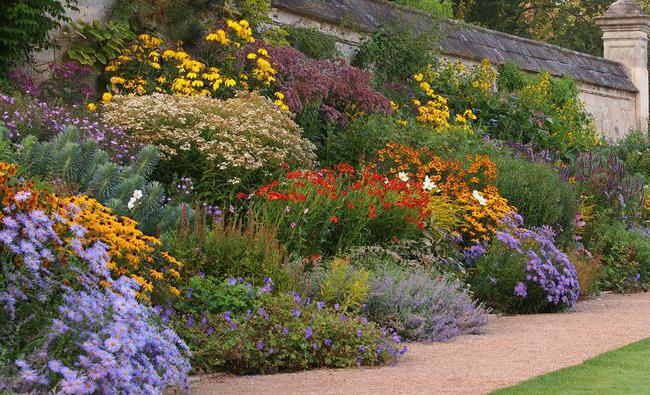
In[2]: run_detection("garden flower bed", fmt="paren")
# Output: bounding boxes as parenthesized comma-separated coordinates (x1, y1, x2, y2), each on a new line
(1, 1, 650, 392)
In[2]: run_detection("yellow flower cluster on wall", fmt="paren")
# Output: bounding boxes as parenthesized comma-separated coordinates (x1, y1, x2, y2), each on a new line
(410, 64, 481, 131)
(102, 20, 279, 105)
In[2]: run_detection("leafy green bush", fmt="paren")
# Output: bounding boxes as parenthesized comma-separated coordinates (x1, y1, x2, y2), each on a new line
(319, 113, 424, 167)
(472, 213, 580, 314)
(0, 0, 77, 72)
(300, 258, 371, 313)
(162, 208, 292, 290)
(174, 276, 259, 317)
(354, 21, 438, 86)
(388, 0, 453, 16)
(414, 60, 597, 160)
(366, 265, 487, 342)
(113, 0, 270, 46)
(583, 221, 650, 292)
(180, 290, 405, 374)
(286, 26, 338, 59)
(493, 156, 578, 242)
(67, 19, 135, 66)
(614, 129, 650, 182)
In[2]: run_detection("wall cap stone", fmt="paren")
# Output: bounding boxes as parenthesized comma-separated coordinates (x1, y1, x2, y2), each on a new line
(271, 0, 638, 93)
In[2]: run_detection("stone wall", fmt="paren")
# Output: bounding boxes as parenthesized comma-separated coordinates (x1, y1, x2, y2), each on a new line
(36, 0, 645, 140)
(31, 0, 117, 74)
(269, 1, 642, 141)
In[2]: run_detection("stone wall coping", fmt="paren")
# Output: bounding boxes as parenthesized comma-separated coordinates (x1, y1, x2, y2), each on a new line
(271, 0, 639, 93)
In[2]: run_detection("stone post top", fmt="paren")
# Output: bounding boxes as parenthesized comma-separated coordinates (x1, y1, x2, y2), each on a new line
(595, 0, 650, 30)
(603, 0, 646, 18)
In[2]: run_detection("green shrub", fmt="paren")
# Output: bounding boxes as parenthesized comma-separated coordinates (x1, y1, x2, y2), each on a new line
(319, 113, 424, 167)
(162, 208, 292, 290)
(300, 258, 371, 313)
(471, 214, 580, 314)
(614, 129, 650, 181)
(67, 19, 135, 67)
(583, 221, 650, 292)
(493, 156, 578, 242)
(414, 60, 597, 160)
(181, 291, 404, 374)
(388, 0, 453, 16)
(113, 0, 270, 45)
(286, 26, 338, 59)
(174, 276, 259, 317)
(0, 0, 77, 72)
(354, 21, 438, 86)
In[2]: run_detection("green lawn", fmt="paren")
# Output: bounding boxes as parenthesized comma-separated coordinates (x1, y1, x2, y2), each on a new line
(493, 338, 650, 395)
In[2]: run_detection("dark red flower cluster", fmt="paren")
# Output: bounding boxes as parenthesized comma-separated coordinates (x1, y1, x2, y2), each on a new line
(243, 44, 393, 124)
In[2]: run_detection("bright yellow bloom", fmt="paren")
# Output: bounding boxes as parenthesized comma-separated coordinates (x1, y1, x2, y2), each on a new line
(101, 92, 113, 104)
(86, 103, 97, 111)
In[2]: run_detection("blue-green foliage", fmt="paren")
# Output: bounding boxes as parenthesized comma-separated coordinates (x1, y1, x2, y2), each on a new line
(14, 127, 179, 234)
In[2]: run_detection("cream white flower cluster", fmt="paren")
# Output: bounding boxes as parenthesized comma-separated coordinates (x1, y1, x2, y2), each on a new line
(127, 189, 143, 209)
(102, 92, 316, 175)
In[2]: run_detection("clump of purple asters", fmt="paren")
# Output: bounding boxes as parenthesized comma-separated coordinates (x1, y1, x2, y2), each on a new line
(473, 212, 580, 314)
(12, 278, 191, 394)
(366, 267, 488, 342)
(0, 200, 191, 392)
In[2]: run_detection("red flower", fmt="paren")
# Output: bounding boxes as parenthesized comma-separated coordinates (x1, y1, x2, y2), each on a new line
(236, 192, 248, 199)
(267, 191, 288, 201)
(330, 216, 339, 224)
(368, 204, 377, 219)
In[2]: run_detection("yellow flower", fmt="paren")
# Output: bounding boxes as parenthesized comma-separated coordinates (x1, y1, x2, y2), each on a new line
(101, 92, 113, 104)
(150, 269, 164, 280)
(110, 76, 126, 85)
(225, 79, 236, 87)
(247, 53, 257, 60)
(169, 286, 181, 297)
(274, 92, 285, 100)
(86, 103, 97, 111)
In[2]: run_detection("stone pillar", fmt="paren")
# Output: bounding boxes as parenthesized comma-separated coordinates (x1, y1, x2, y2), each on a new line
(596, 0, 650, 130)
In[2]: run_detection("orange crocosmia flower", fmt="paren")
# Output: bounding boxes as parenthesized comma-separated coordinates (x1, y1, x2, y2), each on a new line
(330, 216, 339, 224)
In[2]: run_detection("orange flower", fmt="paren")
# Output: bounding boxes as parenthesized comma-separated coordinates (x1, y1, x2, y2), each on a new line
(330, 216, 339, 224)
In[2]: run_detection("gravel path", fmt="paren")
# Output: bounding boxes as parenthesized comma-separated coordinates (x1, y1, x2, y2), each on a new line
(191, 292, 650, 395)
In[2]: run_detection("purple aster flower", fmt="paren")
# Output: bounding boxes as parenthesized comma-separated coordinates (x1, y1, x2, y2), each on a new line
(256, 341, 264, 351)
(305, 327, 312, 339)
(316, 301, 325, 309)
(292, 310, 301, 318)
(223, 311, 231, 322)
(514, 282, 528, 298)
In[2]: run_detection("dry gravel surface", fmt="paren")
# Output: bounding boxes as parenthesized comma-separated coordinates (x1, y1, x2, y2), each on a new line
(191, 292, 650, 395)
